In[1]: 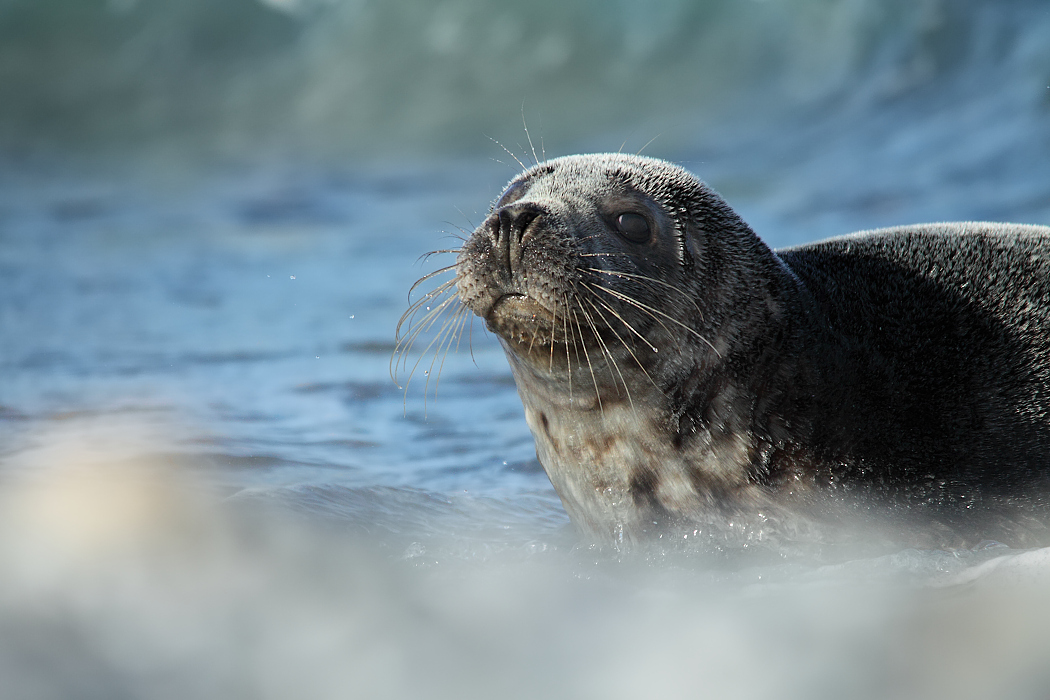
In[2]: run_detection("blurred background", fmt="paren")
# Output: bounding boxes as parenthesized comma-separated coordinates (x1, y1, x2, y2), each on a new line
(3, 0, 1049, 235)
(2, 0, 1050, 697)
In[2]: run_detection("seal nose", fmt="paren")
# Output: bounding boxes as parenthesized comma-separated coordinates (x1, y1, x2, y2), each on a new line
(491, 202, 544, 274)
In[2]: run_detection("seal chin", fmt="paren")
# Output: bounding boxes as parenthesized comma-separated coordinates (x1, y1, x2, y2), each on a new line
(490, 293, 542, 318)
(485, 294, 557, 348)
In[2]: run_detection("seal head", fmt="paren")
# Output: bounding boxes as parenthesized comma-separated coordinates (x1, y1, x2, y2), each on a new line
(454, 153, 1050, 549)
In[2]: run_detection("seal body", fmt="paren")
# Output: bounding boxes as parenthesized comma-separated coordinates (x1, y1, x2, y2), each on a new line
(453, 154, 1050, 549)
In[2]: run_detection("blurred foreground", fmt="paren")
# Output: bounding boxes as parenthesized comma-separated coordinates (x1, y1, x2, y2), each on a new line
(3, 421, 1050, 700)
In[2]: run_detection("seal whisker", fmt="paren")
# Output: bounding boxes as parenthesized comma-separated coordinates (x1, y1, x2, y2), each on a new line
(582, 267, 705, 322)
(578, 279, 681, 351)
(562, 291, 575, 402)
(584, 280, 689, 354)
(450, 302, 470, 355)
(635, 134, 661, 156)
(451, 208, 477, 233)
(521, 105, 540, 166)
(420, 300, 469, 393)
(548, 298, 558, 372)
(526, 326, 540, 356)
(407, 266, 458, 299)
(520, 291, 559, 358)
(393, 292, 457, 373)
(587, 281, 722, 358)
(488, 136, 528, 171)
(392, 291, 462, 387)
(396, 278, 458, 340)
(571, 307, 604, 416)
(411, 303, 468, 416)
(438, 225, 470, 243)
(419, 249, 463, 260)
(394, 306, 458, 388)
(580, 295, 658, 392)
(399, 277, 457, 321)
(576, 291, 635, 410)
(394, 304, 459, 403)
(579, 285, 661, 355)
(467, 313, 478, 367)
(424, 303, 470, 406)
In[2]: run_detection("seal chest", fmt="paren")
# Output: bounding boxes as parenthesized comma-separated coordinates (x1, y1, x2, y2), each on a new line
(449, 153, 1050, 549)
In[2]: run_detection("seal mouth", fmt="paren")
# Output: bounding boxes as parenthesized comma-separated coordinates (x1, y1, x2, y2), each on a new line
(485, 293, 563, 348)
(489, 293, 551, 323)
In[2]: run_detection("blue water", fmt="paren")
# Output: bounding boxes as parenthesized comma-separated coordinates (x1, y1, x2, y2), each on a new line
(3, 0, 1050, 697)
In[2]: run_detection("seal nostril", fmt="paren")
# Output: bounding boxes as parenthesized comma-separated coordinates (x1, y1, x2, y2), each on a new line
(516, 212, 539, 241)
(487, 214, 501, 247)
(499, 207, 542, 242)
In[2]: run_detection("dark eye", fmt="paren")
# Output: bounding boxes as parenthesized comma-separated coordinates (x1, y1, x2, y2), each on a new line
(615, 212, 651, 243)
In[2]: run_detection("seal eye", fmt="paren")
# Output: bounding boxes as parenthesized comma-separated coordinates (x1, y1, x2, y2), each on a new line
(615, 212, 651, 243)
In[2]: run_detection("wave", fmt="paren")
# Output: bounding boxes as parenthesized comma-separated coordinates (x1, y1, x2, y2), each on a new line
(0, 0, 1047, 159)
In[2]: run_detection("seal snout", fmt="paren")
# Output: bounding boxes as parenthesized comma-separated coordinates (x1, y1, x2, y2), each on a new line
(491, 201, 546, 276)
(456, 199, 554, 324)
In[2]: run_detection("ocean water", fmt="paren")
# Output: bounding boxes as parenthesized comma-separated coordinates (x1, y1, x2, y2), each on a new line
(3, 0, 1050, 697)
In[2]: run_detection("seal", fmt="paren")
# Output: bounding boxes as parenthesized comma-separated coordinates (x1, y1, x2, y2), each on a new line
(444, 153, 1050, 549)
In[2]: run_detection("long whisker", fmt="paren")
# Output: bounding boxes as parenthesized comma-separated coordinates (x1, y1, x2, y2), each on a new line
(579, 282, 659, 353)
(526, 305, 545, 356)
(441, 226, 470, 243)
(549, 293, 558, 373)
(398, 301, 463, 397)
(407, 267, 458, 299)
(394, 292, 457, 367)
(414, 305, 463, 416)
(400, 278, 457, 320)
(522, 104, 540, 166)
(422, 304, 470, 414)
(418, 249, 462, 260)
(397, 278, 458, 339)
(468, 313, 478, 367)
(452, 208, 477, 231)
(394, 288, 460, 364)
(580, 295, 657, 392)
(582, 267, 705, 321)
(586, 281, 722, 358)
(562, 291, 574, 402)
(574, 234, 607, 244)
(393, 292, 461, 385)
(586, 281, 688, 353)
(575, 290, 633, 410)
(635, 134, 661, 156)
(488, 136, 527, 171)
(571, 308, 603, 417)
